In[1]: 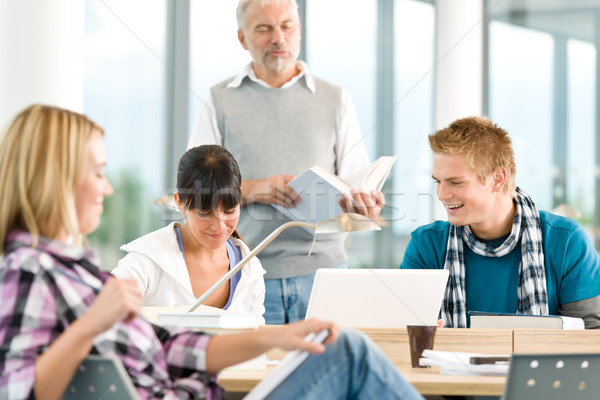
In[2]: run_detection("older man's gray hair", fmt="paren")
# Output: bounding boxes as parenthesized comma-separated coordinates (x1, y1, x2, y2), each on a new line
(236, 0, 300, 30)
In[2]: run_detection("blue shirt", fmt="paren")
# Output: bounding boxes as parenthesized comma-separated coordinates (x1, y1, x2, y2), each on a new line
(400, 211, 600, 325)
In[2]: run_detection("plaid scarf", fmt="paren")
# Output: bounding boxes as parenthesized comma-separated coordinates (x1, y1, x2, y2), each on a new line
(441, 187, 548, 328)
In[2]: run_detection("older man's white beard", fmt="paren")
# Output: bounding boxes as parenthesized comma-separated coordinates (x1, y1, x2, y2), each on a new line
(262, 46, 297, 73)
(266, 56, 291, 73)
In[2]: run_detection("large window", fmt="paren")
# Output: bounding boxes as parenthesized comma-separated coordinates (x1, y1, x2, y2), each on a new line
(487, 1, 598, 245)
(306, 0, 377, 154)
(79, 0, 600, 275)
(567, 39, 596, 233)
(488, 21, 554, 209)
(84, 0, 167, 268)
(305, 0, 379, 268)
(188, 0, 248, 130)
(392, 0, 435, 263)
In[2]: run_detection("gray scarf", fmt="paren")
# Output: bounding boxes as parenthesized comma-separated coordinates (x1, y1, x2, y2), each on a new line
(441, 187, 548, 328)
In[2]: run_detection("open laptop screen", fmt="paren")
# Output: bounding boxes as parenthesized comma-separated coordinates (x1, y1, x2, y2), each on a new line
(305, 269, 449, 328)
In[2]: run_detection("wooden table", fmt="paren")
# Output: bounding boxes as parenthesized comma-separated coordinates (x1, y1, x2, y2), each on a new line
(219, 327, 513, 396)
(513, 329, 600, 354)
(219, 364, 506, 396)
(400, 367, 505, 396)
(219, 328, 600, 396)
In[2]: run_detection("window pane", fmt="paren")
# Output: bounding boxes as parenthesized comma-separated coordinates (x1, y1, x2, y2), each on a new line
(189, 0, 249, 129)
(567, 39, 596, 233)
(306, 0, 377, 154)
(84, 0, 167, 268)
(306, 0, 377, 268)
(488, 21, 554, 210)
(487, 1, 599, 247)
(392, 0, 435, 265)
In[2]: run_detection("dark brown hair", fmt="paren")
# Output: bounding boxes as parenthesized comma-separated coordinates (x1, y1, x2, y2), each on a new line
(176, 145, 242, 213)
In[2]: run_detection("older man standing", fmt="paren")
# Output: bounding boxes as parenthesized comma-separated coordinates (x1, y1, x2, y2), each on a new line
(189, 0, 384, 324)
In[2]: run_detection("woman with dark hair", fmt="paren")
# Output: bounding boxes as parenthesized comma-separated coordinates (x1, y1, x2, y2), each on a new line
(113, 145, 266, 322)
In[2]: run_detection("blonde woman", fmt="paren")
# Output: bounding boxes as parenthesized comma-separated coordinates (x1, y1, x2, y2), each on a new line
(0, 104, 423, 400)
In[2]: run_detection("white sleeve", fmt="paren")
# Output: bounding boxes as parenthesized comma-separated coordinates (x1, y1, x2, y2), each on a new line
(250, 258, 266, 325)
(188, 91, 222, 149)
(335, 89, 370, 180)
(111, 254, 151, 296)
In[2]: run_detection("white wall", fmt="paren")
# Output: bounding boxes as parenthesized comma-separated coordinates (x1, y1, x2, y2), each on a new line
(0, 0, 84, 129)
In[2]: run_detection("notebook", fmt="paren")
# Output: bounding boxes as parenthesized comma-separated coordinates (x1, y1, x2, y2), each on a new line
(305, 268, 449, 328)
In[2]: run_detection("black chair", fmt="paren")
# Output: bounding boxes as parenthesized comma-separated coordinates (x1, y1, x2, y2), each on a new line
(64, 355, 139, 400)
(502, 353, 600, 399)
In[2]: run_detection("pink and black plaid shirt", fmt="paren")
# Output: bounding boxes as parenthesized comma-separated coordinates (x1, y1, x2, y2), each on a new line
(0, 231, 222, 400)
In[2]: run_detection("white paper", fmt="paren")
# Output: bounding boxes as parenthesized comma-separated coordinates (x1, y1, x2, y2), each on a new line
(419, 349, 510, 376)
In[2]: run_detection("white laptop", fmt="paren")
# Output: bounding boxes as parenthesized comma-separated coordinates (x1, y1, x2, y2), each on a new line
(305, 269, 449, 328)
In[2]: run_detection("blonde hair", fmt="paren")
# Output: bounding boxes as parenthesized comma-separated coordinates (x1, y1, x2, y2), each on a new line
(0, 104, 103, 251)
(428, 116, 516, 196)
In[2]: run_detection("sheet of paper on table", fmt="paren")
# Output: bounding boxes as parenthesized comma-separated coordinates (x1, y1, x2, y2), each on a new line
(419, 349, 510, 376)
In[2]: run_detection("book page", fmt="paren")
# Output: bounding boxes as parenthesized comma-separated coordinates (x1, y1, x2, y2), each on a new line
(140, 304, 225, 323)
(310, 166, 352, 193)
(359, 155, 397, 191)
(346, 155, 397, 192)
(272, 167, 346, 223)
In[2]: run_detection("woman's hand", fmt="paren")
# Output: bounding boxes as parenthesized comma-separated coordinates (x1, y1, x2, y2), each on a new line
(269, 318, 340, 355)
(205, 318, 340, 373)
(80, 277, 142, 336)
(33, 278, 141, 399)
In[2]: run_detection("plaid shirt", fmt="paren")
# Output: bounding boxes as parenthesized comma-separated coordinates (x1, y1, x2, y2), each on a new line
(0, 231, 223, 400)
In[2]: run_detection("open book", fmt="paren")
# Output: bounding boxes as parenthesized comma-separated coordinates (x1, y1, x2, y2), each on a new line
(273, 155, 397, 223)
(469, 311, 584, 330)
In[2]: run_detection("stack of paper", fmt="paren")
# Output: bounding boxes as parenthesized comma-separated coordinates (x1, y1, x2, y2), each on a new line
(224, 354, 267, 372)
(157, 312, 259, 329)
(419, 349, 510, 376)
(140, 304, 224, 322)
(140, 305, 259, 330)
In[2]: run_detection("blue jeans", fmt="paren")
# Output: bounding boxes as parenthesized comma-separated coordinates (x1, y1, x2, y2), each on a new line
(268, 329, 424, 400)
(264, 264, 348, 325)
(264, 273, 316, 325)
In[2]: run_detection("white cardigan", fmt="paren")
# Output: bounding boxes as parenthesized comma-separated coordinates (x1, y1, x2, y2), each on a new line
(112, 222, 266, 323)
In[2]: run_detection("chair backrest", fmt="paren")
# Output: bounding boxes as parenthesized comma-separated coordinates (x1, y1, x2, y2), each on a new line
(64, 355, 139, 400)
(503, 353, 600, 400)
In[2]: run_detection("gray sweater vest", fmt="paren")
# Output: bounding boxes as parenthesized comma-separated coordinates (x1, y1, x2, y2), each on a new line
(211, 75, 347, 279)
